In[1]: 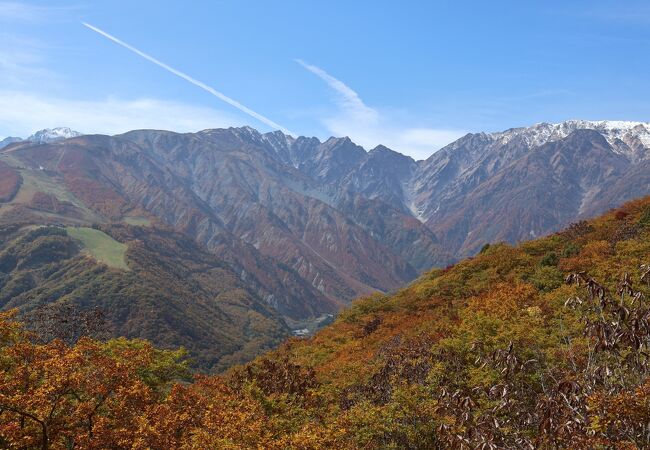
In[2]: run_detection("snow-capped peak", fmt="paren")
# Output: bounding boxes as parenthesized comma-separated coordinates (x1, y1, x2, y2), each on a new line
(489, 120, 650, 160)
(26, 127, 83, 144)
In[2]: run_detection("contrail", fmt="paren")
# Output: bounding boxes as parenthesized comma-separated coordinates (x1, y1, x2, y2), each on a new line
(82, 22, 295, 135)
(295, 59, 378, 123)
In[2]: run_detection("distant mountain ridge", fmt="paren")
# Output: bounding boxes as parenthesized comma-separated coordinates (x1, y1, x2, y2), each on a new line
(215, 119, 650, 257)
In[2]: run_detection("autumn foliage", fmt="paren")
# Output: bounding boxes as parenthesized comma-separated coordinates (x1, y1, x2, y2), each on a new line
(0, 161, 21, 203)
(2, 197, 650, 448)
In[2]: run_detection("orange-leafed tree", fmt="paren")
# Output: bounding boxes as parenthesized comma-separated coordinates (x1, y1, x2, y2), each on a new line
(0, 310, 187, 449)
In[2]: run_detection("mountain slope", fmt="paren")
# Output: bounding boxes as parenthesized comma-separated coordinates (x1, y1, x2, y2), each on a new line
(423, 129, 632, 255)
(232, 119, 650, 261)
(411, 120, 650, 255)
(0, 137, 22, 149)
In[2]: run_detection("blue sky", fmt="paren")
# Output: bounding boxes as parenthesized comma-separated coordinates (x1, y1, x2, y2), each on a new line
(1, 1, 649, 159)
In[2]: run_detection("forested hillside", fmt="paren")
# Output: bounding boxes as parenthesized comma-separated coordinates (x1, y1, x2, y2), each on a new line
(0, 223, 289, 371)
(2, 196, 650, 448)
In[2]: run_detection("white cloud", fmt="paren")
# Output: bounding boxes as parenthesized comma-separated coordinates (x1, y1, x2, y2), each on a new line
(0, 91, 245, 138)
(296, 60, 466, 160)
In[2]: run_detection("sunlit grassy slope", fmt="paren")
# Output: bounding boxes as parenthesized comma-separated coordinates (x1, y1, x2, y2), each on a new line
(65, 226, 129, 270)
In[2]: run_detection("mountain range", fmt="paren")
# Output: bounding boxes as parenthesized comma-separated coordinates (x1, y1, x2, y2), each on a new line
(1, 119, 649, 368)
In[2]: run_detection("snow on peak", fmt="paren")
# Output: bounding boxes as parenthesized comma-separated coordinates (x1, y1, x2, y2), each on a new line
(27, 127, 83, 144)
(488, 120, 650, 159)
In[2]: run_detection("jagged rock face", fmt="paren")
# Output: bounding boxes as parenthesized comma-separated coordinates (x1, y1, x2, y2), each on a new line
(420, 130, 627, 255)
(336, 145, 417, 213)
(111, 129, 418, 303)
(316, 120, 650, 260)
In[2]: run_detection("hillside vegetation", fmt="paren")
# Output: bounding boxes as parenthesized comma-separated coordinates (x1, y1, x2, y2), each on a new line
(0, 223, 289, 372)
(2, 196, 650, 448)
